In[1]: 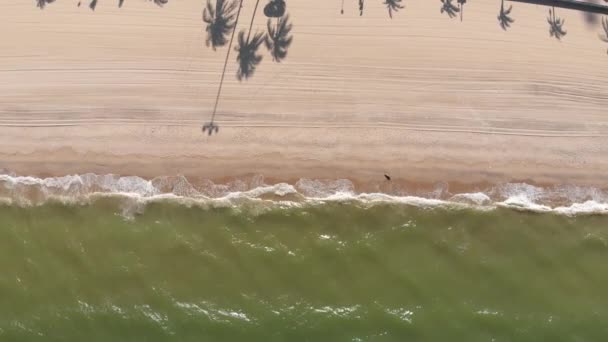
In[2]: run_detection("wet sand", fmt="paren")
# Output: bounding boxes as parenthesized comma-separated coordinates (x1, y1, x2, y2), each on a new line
(1, 0, 607, 190)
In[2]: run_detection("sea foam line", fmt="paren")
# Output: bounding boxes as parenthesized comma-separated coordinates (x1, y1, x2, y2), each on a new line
(0, 173, 606, 216)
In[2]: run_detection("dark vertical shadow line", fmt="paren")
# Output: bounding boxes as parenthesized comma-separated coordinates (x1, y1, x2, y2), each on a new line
(210, 0, 244, 124)
(247, 0, 262, 42)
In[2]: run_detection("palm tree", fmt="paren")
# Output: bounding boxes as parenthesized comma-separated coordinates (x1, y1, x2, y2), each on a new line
(498, 0, 514, 30)
(440, 0, 459, 19)
(235, 0, 264, 80)
(203, 0, 239, 50)
(457, 0, 466, 21)
(359, 0, 365, 16)
(36, 0, 55, 9)
(384, 0, 404, 19)
(265, 14, 293, 62)
(547, 7, 567, 40)
(600, 16, 608, 54)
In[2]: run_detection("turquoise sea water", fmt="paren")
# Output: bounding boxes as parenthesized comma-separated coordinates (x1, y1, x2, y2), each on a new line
(1, 197, 607, 341)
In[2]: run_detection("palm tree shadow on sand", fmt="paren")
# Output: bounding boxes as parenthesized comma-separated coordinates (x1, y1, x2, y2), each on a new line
(440, 0, 460, 19)
(601, 16, 608, 54)
(36, 0, 55, 9)
(385, 0, 404, 19)
(203, 0, 239, 50)
(235, 30, 265, 80)
(457, 0, 466, 21)
(548, 7, 567, 40)
(498, 0, 515, 30)
(234, 0, 265, 81)
(65, 0, 168, 10)
(201, 0, 244, 135)
(203, 0, 294, 135)
(347, 0, 404, 19)
(264, 0, 285, 17)
(265, 14, 293, 62)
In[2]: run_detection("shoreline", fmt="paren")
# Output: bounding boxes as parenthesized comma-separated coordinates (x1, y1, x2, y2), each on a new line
(1, 124, 607, 193)
(2, 0, 608, 194)
(0, 171, 607, 216)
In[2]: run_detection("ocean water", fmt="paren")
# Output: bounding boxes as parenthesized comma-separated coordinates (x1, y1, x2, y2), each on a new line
(1, 175, 608, 341)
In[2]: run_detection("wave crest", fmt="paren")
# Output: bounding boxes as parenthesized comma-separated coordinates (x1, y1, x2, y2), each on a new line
(0, 173, 606, 216)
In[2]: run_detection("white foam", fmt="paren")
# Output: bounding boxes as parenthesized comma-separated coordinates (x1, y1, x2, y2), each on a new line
(217, 310, 251, 322)
(554, 201, 608, 216)
(476, 309, 501, 316)
(495, 183, 546, 202)
(295, 178, 354, 197)
(498, 195, 552, 213)
(137, 304, 169, 330)
(449, 192, 492, 206)
(222, 183, 297, 199)
(313, 305, 360, 317)
(385, 308, 414, 323)
(0, 173, 606, 216)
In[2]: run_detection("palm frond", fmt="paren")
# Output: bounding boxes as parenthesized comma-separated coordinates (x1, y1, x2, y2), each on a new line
(265, 14, 293, 62)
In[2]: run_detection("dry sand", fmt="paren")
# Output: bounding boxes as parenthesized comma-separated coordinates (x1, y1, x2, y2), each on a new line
(1, 0, 607, 192)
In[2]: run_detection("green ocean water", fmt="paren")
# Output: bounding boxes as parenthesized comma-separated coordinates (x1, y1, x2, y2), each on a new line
(1, 199, 607, 341)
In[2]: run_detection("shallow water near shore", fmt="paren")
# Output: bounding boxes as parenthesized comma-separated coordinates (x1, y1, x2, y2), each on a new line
(1, 198, 608, 341)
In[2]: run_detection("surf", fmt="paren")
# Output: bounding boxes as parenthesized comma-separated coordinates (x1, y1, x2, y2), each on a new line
(0, 172, 606, 216)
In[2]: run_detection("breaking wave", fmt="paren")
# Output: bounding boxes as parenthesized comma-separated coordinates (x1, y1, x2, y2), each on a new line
(0, 173, 606, 216)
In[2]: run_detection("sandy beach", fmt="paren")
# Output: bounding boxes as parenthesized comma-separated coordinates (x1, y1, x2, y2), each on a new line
(1, 0, 607, 192)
